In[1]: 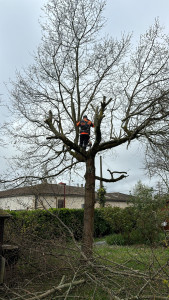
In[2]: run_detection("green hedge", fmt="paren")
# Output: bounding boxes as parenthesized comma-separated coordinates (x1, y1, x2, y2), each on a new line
(5, 208, 112, 240)
(6, 209, 84, 240)
(5, 206, 164, 244)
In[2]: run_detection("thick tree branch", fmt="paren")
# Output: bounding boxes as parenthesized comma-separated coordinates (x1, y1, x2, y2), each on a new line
(94, 96, 112, 146)
(95, 169, 128, 183)
(45, 110, 86, 161)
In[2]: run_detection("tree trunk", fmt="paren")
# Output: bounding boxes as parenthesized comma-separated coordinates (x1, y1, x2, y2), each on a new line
(82, 156, 95, 258)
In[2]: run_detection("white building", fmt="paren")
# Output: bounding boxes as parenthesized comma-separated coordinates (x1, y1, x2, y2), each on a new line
(0, 183, 130, 211)
(104, 193, 130, 208)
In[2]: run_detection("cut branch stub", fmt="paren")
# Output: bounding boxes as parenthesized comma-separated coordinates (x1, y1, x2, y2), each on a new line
(95, 169, 128, 183)
(107, 169, 128, 179)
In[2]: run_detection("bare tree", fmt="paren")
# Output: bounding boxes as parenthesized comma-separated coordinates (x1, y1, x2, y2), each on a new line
(2, 0, 169, 257)
(145, 135, 169, 191)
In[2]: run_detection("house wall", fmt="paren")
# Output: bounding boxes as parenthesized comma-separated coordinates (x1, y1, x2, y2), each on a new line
(66, 196, 84, 209)
(0, 195, 85, 211)
(36, 195, 85, 209)
(0, 195, 128, 210)
(36, 196, 57, 209)
(0, 196, 35, 210)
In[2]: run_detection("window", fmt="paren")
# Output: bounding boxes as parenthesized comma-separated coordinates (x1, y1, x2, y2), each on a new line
(58, 199, 64, 208)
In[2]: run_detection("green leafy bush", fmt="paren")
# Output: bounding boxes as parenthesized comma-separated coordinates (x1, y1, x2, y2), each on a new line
(129, 181, 168, 244)
(6, 208, 111, 241)
(124, 229, 145, 245)
(100, 206, 137, 235)
(99, 207, 124, 233)
(94, 209, 112, 237)
(6, 209, 84, 240)
(106, 233, 126, 246)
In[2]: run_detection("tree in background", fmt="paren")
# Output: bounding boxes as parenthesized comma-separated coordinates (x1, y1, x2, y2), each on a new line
(129, 181, 168, 243)
(1, 0, 169, 256)
(145, 136, 169, 192)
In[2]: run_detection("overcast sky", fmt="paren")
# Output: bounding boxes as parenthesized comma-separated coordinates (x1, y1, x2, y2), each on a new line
(0, 0, 169, 193)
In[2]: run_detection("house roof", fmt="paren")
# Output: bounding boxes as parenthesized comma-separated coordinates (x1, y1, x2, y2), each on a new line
(0, 183, 85, 199)
(0, 183, 130, 203)
(105, 192, 131, 202)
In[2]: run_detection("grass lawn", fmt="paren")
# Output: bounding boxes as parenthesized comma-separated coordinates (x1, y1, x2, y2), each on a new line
(94, 242, 169, 271)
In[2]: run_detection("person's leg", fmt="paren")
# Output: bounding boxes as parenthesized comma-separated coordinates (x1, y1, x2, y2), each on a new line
(80, 134, 84, 147)
(83, 135, 89, 149)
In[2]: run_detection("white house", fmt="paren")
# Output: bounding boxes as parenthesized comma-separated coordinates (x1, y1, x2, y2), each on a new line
(104, 192, 131, 208)
(0, 182, 130, 210)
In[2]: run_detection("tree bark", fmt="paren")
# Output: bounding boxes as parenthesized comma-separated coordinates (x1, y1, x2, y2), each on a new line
(82, 156, 95, 258)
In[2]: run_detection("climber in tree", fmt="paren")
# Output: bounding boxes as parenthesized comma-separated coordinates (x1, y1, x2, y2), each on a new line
(76, 115, 94, 150)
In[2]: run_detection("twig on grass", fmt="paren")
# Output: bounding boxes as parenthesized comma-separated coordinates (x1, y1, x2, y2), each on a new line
(28, 279, 85, 300)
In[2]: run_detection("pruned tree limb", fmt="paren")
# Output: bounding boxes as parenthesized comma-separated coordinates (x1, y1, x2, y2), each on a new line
(27, 279, 85, 300)
(95, 169, 128, 183)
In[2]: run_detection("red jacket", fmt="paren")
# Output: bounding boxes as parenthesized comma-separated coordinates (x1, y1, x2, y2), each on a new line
(76, 118, 94, 135)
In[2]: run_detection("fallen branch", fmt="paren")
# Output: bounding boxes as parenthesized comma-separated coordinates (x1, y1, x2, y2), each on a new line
(136, 261, 169, 299)
(128, 296, 169, 300)
(28, 279, 85, 300)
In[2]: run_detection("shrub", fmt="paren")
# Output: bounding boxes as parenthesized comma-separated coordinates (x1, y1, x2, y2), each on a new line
(100, 207, 124, 233)
(6, 208, 111, 241)
(5, 209, 84, 241)
(129, 181, 168, 244)
(124, 229, 145, 245)
(94, 209, 112, 237)
(5, 200, 167, 246)
(106, 233, 126, 246)
(100, 206, 137, 235)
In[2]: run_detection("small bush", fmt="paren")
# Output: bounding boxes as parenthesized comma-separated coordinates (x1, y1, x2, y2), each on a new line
(106, 233, 126, 246)
(125, 229, 145, 245)
(94, 209, 112, 237)
(100, 206, 137, 235)
(129, 181, 168, 244)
